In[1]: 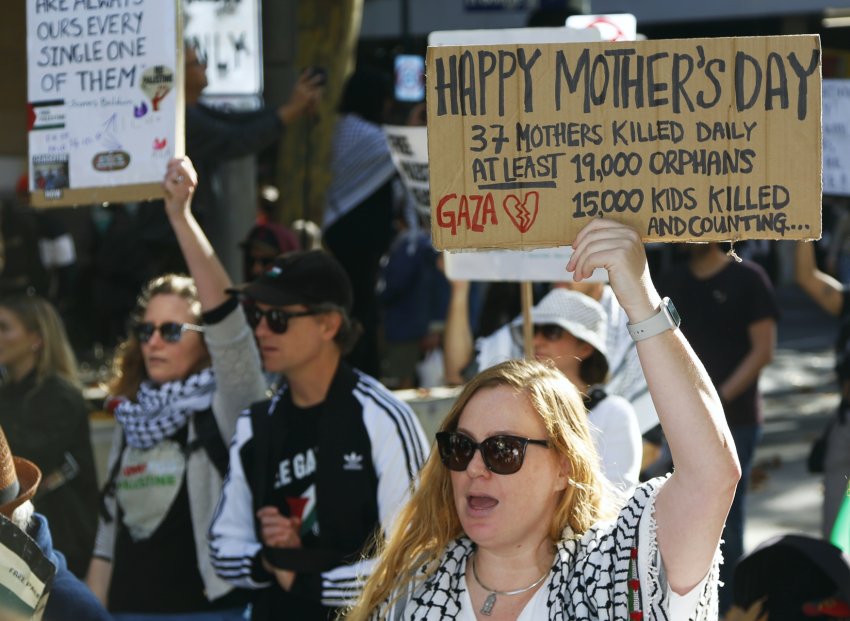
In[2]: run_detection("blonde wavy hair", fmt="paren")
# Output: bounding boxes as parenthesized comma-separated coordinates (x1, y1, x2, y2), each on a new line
(346, 358, 617, 620)
(107, 274, 209, 398)
(0, 293, 80, 389)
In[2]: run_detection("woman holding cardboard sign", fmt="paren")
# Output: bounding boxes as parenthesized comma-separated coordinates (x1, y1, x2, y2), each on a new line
(86, 158, 267, 620)
(347, 219, 739, 620)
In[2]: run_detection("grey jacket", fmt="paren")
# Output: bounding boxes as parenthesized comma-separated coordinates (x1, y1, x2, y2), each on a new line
(94, 304, 267, 600)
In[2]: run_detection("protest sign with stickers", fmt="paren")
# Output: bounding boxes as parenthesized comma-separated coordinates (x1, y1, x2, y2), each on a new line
(427, 35, 823, 249)
(26, 0, 182, 207)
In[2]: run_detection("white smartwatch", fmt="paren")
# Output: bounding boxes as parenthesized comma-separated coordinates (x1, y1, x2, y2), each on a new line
(627, 297, 681, 342)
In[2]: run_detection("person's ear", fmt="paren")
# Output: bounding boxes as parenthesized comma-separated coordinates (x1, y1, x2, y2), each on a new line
(576, 340, 594, 362)
(319, 312, 343, 342)
(28, 332, 43, 353)
(554, 453, 571, 492)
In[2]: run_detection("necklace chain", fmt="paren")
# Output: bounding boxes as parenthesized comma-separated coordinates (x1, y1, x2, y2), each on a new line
(471, 556, 548, 616)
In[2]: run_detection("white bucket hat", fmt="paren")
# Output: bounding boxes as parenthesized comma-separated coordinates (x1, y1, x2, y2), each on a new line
(512, 288, 609, 365)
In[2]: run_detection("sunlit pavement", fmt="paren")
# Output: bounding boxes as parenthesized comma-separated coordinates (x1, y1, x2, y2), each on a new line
(744, 286, 839, 552)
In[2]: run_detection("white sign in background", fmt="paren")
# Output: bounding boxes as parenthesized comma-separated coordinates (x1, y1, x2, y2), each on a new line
(383, 125, 430, 215)
(565, 13, 637, 42)
(823, 79, 850, 197)
(183, 0, 262, 97)
(444, 247, 608, 282)
(27, 0, 178, 192)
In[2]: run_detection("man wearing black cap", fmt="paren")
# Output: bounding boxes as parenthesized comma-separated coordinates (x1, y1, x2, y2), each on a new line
(209, 250, 429, 620)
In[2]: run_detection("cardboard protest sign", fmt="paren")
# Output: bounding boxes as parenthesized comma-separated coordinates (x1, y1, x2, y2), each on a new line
(381, 125, 608, 281)
(27, 0, 183, 208)
(0, 515, 55, 621)
(823, 79, 850, 197)
(427, 35, 822, 249)
(384, 125, 430, 214)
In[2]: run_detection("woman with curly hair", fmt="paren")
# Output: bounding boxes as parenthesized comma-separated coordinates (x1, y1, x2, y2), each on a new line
(347, 220, 741, 620)
(86, 158, 267, 620)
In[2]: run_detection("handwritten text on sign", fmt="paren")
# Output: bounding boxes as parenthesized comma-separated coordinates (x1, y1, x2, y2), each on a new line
(426, 36, 822, 249)
(27, 0, 179, 207)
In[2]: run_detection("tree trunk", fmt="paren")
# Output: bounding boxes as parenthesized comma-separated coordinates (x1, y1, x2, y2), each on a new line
(274, 0, 363, 232)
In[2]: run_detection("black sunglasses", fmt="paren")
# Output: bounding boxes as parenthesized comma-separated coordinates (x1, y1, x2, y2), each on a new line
(243, 304, 321, 334)
(533, 324, 567, 341)
(133, 321, 204, 344)
(435, 431, 549, 475)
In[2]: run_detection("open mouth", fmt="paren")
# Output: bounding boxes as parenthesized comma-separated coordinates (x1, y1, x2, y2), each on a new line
(467, 495, 499, 512)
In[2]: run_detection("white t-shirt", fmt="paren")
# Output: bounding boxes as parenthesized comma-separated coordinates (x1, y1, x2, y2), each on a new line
(587, 394, 642, 494)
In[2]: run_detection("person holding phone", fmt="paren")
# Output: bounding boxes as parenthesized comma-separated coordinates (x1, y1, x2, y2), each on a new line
(184, 44, 324, 264)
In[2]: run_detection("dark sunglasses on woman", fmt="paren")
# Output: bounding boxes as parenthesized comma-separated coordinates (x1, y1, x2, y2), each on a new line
(133, 322, 205, 344)
(243, 304, 321, 334)
(533, 324, 567, 341)
(435, 431, 549, 475)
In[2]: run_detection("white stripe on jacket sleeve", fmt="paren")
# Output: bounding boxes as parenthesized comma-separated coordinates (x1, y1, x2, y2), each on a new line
(208, 411, 271, 589)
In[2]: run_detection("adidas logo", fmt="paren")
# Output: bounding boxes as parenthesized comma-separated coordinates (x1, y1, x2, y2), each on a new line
(343, 452, 364, 471)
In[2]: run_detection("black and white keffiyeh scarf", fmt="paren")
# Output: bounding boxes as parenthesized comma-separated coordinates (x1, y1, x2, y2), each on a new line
(323, 114, 397, 229)
(114, 368, 215, 449)
(378, 479, 719, 621)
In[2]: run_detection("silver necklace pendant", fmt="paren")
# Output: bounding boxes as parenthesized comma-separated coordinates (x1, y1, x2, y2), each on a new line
(471, 555, 548, 617)
(480, 592, 497, 616)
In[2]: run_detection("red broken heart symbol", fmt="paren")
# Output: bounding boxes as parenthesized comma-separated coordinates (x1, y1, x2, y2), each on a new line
(502, 192, 539, 234)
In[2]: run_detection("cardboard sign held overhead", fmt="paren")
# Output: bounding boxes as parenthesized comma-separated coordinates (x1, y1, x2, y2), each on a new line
(427, 35, 822, 249)
(26, 0, 183, 208)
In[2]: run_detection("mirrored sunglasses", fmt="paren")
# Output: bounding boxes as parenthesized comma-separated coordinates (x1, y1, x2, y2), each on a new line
(133, 321, 204, 344)
(435, 431, 549, 475)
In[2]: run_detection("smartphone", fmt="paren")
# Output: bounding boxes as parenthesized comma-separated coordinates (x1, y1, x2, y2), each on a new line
(308, 66, 327, 86)
(394, 55, 425, 102)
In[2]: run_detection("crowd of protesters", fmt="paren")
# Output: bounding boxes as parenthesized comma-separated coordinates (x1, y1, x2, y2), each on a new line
(0, 57, 849, 621)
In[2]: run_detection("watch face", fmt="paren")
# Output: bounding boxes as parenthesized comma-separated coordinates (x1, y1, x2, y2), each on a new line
(664, 297, 682, 327)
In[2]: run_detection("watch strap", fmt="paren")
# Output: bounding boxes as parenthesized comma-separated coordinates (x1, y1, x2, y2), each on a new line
(627, 298, 679, 342)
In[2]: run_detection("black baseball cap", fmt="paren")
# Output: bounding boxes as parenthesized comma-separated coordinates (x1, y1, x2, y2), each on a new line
(228, 249, 353, 312)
